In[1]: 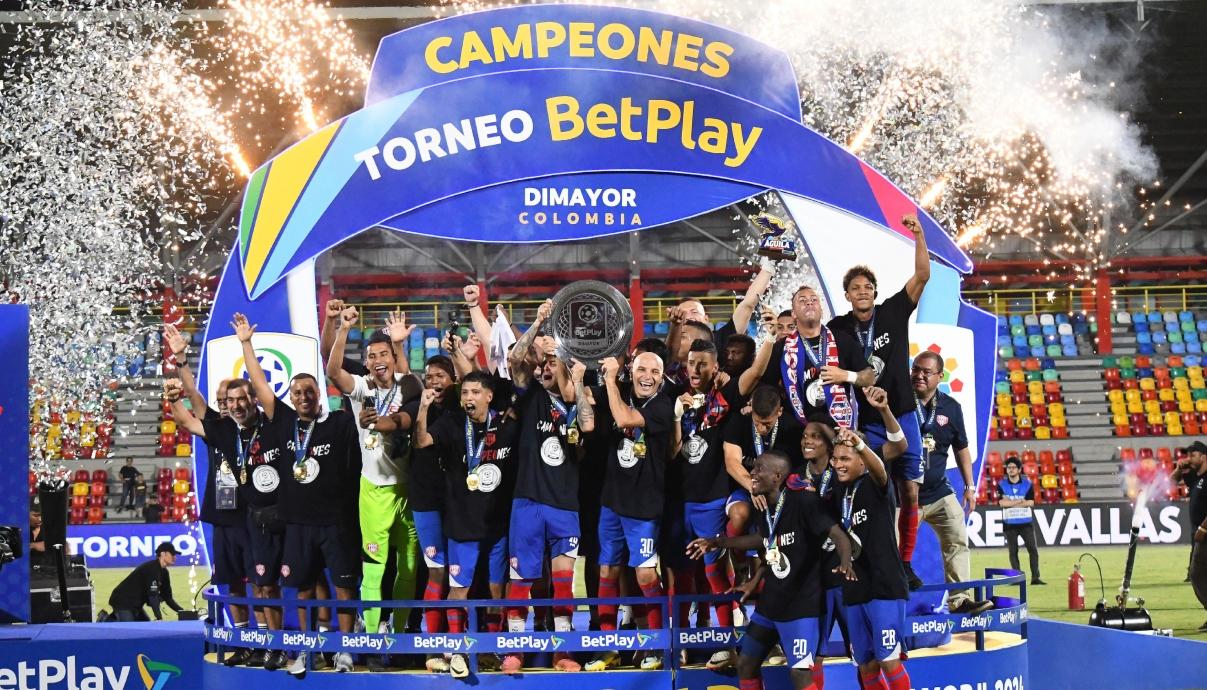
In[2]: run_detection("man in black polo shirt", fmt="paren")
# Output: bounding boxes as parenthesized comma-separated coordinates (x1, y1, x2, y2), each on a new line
(109, 542, 184, 622)
(416, 370, 519, 679)
(170, 314, 291, 671)
(162, 325, 257, 665)
(687, 450, 855, 690)
(827, 214, 930, 590)
(911, 351, 992, 615)
(1183, 441, 1207, 631)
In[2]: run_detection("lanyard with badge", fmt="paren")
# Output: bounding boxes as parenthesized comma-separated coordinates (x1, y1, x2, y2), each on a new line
(916, 394, 938, 455)
(292, 420, 316, 481)
(215, 447, 238, 510)
(364, 382, 397, 451)
(763, 489, 787, 565)
(465, 410, 498, 492)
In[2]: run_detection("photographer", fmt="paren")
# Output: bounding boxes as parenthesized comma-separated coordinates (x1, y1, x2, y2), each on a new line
(109, 542, 184, 621)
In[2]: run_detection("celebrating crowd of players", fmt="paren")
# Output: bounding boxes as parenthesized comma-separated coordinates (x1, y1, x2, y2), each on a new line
(162, 214, 989, 690)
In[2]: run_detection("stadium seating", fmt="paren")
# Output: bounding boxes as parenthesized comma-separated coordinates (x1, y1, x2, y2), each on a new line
(978, 448, 1080, 505)
(1120, 445, 1192, 501)
(996, 312, 1096, 359)
(989, 357, 1069, 440)
(1103, 350, 1207, 436)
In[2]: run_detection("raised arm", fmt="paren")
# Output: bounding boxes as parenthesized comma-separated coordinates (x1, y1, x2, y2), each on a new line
(163, 324, 207, 414)
(413, 388, 437, 448)
(325, 306, 359, 395)
(902, 214, 931, 304)
(838, 426, 888, 487)
(731, 265, 774, 333)
(444, 332, 478, 380)
(740, 311, 779, 395)
(233, 313, 276, 419)
(463, 284, 493, 362)
(507, 299, 552, 389)
(384, 308, 415, 375)
(319, 298, 344, 361)
(164, 380, 205, 437)
(600, 357, 646, 429)
(862, 386, 906, 461)
(664, 305, 686, 362)
(570, 359, 594, 432)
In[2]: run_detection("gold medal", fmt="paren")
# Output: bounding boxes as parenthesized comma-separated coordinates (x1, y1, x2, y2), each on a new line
(691, 394, 706, 409)
(293, 464, 308, 481)
(364, 432, 381, 450)
(765, 547, 781, 565)
(567, 427, 580, 445)
(633, 440, 647, 458)
(239, 468, 248, 485)
(466, 472, 481, 491)
(923, 434, 936, 452)
(220, 460, 232, 476)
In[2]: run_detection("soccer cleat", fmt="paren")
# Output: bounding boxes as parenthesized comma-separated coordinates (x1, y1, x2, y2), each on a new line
(478, 653, 502, 672)
(766, 645, 786, 666)
(263, 650, 289, 671)
(584, 651, 621, 671)
(638, 653, 663, 671)
(903, 562, 924, 591)
(286, 653, 309, 677)
(449, 654, 470, 679)
(365, 655, 387, 673)
(245, 649, 267, 668)
(950, 599, 994, 615)
(500, 654, 523, 674)
(221, 648, 253, 667)
(425, 655, 450, 673)
(334, 653, 354, 673)
(311, 653, 329, 671)
(705, 649, 734, 671)
(553, 653, 581, 672)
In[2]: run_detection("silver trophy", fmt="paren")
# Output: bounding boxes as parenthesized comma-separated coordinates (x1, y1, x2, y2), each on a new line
(549, 280, 633, 368)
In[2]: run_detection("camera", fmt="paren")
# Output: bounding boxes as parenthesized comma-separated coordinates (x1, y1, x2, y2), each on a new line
(0, 526, 22, 572)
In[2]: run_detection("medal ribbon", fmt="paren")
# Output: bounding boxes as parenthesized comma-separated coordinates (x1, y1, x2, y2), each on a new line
(627, 389, 654, 444)
(464, 410, 496, 473)
(764, 489, 787, 547)
(752, 418, 779, 457)
(842, 475, 866, 529)
(916, 394, 938, 463)
(857, 310, 877, 360)
(235, 423, 261, 472)
(549, 393, 577, 436)
(293, 420, 315, 467)
(374, 382, 398, 416)
(811, 464, 834, 497)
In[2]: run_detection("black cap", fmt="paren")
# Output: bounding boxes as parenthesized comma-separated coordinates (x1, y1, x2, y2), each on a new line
(1004, 456, 1023, 469)
(156, 542, 180, 556)
(1185, 441, 1207, 455)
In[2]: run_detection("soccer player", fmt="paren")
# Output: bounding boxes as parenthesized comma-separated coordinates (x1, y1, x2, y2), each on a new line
(687, 449, 855, 690)
(665, 265, 774, 357)
(399, 355, 457, 673)
(215, 317, 361, 676)
(168, 316, 289, 671)
(723, 385, 805, 547)
(502, 300, 589, 673)
(416, 371, 519, 679)
(827, 213, 930, 589)
(761, 286, 874, 430)
(161, 325, 256, 666)
(326, 306, 420, 657)
(583, 352, 674, 672)
(831, 427, 912, 690)
(911, 351, 992, 614)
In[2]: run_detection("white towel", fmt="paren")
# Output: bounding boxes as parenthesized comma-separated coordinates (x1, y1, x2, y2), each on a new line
(489, 304, 517, 379)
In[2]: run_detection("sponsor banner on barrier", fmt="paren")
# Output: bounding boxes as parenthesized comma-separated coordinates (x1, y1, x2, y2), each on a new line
(207, 626, 668, 654)
(676, 627, 742, 649)
(968, 501, 1190, 547)
(0, 623, 199, 690)
(66, 523, 205, 569)
(908, 605, 1028, 637)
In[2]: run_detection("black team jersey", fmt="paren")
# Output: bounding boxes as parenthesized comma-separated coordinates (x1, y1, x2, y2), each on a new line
(828, 286, 918, 419)
(202, 411, 288, 509)
(759, 331, 870, 425)
(403, 397, 449, 514)
(273, 405, 361, 526)
(668, 378, 745, 503)
(722, 409, 805, 474)
(755, 488, 837, 621)
(834, 473, 909, 604)
(199, 408, 243, 527)
(513, 385, 581, 511)
(429, 407, 520, 542)
(594, 383, 674, 521)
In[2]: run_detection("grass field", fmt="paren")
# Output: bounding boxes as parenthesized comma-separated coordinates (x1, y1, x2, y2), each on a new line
(86, 544, 1207, 640)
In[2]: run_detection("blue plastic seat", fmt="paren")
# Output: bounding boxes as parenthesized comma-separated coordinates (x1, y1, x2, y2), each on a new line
(1060, 335, 1075, 347)
(1171, 342, 1186, 354)
(1147, 312, 1162, 323)
(1074, 323, 1090, 335)
(1062, 345, 1078, 357)
(998, 335, 1012, 347)
(1041, 324, 1056, 336)
(1136, 332, 1152, 345)
(1137, 343, 1155, 355)
(1180, 310, 1194, 323)
(1072, 313, 1087, 325)
(1026, 325, 1041, 337)
(1008, 315, 1024, 327)
(1041, 357, 1056, 370)
(1198, 320, 1207, 333)
(1185, 355, 1202, 367)
(1188, 341, 1203, 355)
(1013, 335, 1028, 348)
(1030, 346, 1045, 357)
(1153, 331, 1168, 344)
(1133, 321, 1148, 333)
(1056, 313, 1071, 325)
(1044, 334, 1059, 345)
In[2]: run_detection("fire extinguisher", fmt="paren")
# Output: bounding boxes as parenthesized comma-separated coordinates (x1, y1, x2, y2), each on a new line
(1068, 563, 1086, 610)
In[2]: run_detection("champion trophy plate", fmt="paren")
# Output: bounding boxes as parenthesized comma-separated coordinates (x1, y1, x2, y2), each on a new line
(549, 280, 634, 369)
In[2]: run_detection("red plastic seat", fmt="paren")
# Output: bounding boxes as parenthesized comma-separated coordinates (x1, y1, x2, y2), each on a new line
(174, 467, 191, 482)
(1052, 427, 1069, 439)
(72, 469, 89, 484)
(91, 469, 107, 483)
(157, 467, 173, 482)
(90, 481, 106, 496)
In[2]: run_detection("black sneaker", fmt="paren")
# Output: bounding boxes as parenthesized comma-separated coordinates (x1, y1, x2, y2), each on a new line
(263, 650, 289, 671)
(245, 649, 267, 668)
(950, 600, 994, 615)
(903, 562, 923, 591)
(365, 655, 388, 673)
(1031, 579, 1047, 586)
(222, 649, 254, 667)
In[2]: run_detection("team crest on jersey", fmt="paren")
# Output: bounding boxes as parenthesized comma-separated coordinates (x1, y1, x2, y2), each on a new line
(280, 564, 291, 577)
(450, 564, 461, 577)
(366, 542, 379, 554)
(256, 564, 266, 576)
(937, 414, 949, 426)
(425, 546, 437, 558)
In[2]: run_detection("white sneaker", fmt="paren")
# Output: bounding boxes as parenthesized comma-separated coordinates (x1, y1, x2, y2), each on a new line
(639, 653, 663, 670)
(706, 649, 734, 670)
(286, 653, 309, 676)
(449, 654, 469, 679)
(334, 652, 354, 672)
(425, 655, 450, 673)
